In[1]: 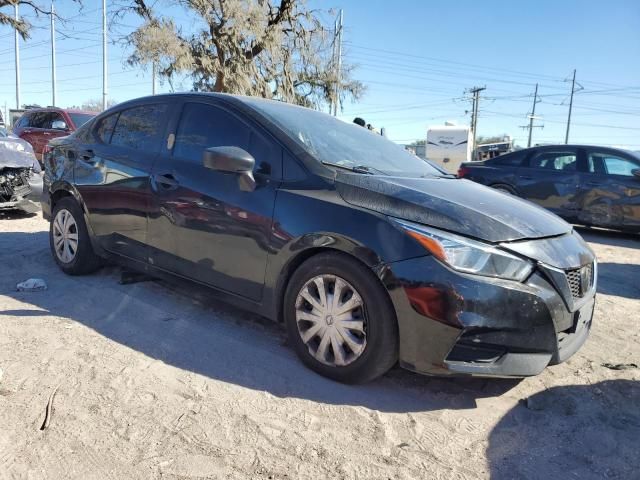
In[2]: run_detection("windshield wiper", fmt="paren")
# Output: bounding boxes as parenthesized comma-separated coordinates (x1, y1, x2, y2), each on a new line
(321, 161, 386, 175)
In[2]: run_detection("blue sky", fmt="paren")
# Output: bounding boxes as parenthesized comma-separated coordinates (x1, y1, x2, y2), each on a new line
(1, 0, 639, 148)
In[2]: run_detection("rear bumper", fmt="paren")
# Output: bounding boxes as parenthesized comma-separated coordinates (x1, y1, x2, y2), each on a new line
(382, 255, 595, 377)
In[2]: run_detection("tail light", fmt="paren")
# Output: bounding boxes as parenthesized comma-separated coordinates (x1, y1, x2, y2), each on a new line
(457, 166, 470, 178)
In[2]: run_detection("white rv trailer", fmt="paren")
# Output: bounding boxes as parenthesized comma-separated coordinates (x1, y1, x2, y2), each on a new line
(426, 124, 472, 173)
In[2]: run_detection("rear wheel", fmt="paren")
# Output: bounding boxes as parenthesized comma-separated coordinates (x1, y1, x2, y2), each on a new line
(50, 197, 102, 275)
(491, 183, 517, 195)
(284, 252, 398, 384)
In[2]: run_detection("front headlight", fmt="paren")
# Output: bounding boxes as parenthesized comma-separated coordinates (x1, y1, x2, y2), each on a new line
(393, 218, 534, 282)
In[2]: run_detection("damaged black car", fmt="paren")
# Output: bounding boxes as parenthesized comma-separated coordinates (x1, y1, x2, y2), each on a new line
(42, 93, 597, 383)
(0, 127, 43, 214)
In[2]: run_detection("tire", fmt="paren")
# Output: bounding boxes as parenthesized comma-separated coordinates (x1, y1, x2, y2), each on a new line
(284, 252, 399, 384)
(50, 196, 102, 275)
(491, 183, 516, 195)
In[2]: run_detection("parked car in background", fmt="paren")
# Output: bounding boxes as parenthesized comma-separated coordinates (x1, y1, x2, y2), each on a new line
(43, 94, 596, 383)
(0, 126, 43, 214)
(13, 107, 96, 162)
(458, 145, 640, 233)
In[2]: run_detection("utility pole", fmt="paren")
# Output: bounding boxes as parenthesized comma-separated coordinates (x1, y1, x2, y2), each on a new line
(152, 61, 157, 95)
(468, 86, 486, 160)
(51, 1, 57, 106)
(102, 0, 108, 111)
(565, 69, 576, 144)
(332, 9, 343, 117)
(14, 3, 21, 109)
(520, 83, 544, 147)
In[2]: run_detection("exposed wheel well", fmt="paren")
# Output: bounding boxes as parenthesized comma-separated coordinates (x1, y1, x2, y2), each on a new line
(51, 189, 74, 210)
(275, 247, 384, 323)
(490, 183, 517, 195)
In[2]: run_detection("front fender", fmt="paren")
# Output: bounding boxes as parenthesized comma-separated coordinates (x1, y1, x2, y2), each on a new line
(261, 186, 426, 320)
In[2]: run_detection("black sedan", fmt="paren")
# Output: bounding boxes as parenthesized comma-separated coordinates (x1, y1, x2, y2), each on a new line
(458, 145, 640, 232)
(42, 94, 596, 383)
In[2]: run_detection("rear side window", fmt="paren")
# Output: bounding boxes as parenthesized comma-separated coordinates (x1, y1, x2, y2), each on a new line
(173, 102, 250, 163)
(95, 113, 119, 144)
(528, 151, 577, 171)
(110, 104, 168, 151)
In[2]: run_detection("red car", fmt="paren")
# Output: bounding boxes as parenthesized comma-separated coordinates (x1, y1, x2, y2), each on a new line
(13, 107, 96, 162)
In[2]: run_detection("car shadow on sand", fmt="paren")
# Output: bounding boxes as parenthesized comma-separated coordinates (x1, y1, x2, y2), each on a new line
(596, 262, 640, 299)
(0, 228, 523, 413)
(487, 379, 640, 480)
(576, 226, 638, 250)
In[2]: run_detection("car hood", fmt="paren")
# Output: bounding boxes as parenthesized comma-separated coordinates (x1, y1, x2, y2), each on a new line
(335, 174, 571, 243)
(0, 137, 38, 170)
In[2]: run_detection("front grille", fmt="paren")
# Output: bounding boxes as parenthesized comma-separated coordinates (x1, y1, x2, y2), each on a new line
(565, 263, 593, 298)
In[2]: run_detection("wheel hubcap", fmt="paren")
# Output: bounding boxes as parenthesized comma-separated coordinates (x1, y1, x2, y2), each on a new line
(295, 274, 367, 367)
(52, 209, 79, 263)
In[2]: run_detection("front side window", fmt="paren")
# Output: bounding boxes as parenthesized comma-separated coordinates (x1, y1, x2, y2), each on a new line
(529, 151, 577, 171)
(588, 152, 639, 177)
(29, 112, 48, 129)
(173, 102, 250, 163)
(110, 104, 168, 151)
(48, 112, 66, 129)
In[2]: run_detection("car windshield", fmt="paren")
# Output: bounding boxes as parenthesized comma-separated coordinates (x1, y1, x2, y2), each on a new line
(244, 98, 446, 177)
(68, 112, 95, 128)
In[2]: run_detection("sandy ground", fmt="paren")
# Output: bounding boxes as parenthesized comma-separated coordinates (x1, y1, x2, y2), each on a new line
(0, 212, 638, 480)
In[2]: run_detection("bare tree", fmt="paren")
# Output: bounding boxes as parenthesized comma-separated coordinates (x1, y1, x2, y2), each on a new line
(124, 0, 364, 110)
(0, 0, 80, 39)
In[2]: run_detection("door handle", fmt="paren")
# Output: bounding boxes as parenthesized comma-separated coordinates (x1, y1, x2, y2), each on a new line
(80, 149, 95, 161)
(586, 181, 601, 186)
(153, 173, 179, 190)
(520, 176, 534, 180)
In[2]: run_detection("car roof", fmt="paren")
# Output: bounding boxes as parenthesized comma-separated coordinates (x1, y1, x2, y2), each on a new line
(24, 107, 96, 115)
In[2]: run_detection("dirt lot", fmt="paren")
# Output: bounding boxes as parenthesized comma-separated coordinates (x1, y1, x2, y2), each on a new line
(0, 212, 638, 480)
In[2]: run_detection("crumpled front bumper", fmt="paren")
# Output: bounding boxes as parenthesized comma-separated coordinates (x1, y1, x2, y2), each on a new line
(0, 172, 43, 213)
(380, 254, 596, 378)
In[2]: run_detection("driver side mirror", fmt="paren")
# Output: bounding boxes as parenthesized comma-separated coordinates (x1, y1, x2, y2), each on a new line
(632, 168, 640, 179)
(203, 146, 256, 192)
(51, 120, 68, 130)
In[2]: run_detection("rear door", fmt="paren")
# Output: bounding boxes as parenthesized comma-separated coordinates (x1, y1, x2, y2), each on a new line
(577, 149, 640, 230)
(74, 101, 174, 261)
(514, 148, 582, 220)
(147, 99, 282, 301)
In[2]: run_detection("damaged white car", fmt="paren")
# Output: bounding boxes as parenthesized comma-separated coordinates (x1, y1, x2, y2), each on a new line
(0, 127, 43, 214)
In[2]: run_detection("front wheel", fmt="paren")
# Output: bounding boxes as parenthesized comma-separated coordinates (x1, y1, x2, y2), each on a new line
(284, 252, 398, 384)
(50, 197, 102, 275)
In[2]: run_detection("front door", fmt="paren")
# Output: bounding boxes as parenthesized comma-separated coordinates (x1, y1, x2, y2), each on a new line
(515, 148, 582, 220)
(577, 149, 640, 230)
(74, 102, 173, 261)
(147, 100, 281, 301)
